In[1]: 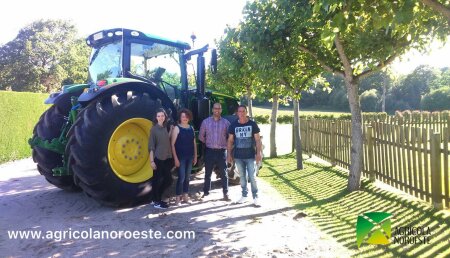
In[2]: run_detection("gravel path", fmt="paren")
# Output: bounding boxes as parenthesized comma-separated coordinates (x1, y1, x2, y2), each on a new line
(0, 158, 351, 257)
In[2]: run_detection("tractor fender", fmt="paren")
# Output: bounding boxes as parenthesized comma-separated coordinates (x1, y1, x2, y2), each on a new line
(44, 84, 90, 105)
(78, 81, 177, 121)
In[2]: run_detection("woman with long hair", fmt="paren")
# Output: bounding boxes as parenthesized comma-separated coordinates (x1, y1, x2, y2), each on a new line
(148, 108, 173, 209)
(171, 108, 197, 206)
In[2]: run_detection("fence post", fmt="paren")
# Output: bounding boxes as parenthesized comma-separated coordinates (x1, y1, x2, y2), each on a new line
(430, 131, 443, 210)
(292, 116, 295, 153)
(306, 119, 312, 158)
(366, 126, 375, 182)
(331, 122, 337, 166)
(303, 119, 308, 155)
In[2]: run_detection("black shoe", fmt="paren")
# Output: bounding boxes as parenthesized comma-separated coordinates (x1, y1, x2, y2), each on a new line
(154, 201, 169, 209)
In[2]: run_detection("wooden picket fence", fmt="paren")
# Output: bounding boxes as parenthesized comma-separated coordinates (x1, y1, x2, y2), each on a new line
(364, 111, 450, 142)
(300, 116, 450, 210)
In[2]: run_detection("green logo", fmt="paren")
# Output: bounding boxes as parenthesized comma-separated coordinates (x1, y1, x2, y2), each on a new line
(356, 212, 392, 248)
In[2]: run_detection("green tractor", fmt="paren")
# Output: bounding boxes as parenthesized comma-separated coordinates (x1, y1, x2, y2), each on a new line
(29, 28, 239, 206)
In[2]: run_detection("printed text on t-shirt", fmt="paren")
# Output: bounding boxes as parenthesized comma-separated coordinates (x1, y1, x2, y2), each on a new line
(235, 126, 252, 138)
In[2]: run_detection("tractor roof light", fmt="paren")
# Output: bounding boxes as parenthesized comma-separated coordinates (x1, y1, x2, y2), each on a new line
(93, 32, 104, 41)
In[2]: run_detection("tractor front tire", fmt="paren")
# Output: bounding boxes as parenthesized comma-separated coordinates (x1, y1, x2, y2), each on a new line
(66, 90, 161, 207)
(31, 98, 80, 191)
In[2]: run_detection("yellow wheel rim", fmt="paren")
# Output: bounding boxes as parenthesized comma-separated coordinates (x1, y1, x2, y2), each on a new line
(108, 118, 153, 183)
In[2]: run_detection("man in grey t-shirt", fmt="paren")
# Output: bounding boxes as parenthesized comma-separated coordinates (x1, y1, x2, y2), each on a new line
(227, 105, 262, 207)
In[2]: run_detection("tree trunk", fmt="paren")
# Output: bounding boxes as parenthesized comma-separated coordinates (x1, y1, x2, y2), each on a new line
(382, 75, 387, 112)
(270, 95, 279, 158)
(334, 34, 364, 191)
(293, 97, 303, 170)
(246, 85, 253, 118)
(345, 78, 364, 191)
(420, 0, 450, 22)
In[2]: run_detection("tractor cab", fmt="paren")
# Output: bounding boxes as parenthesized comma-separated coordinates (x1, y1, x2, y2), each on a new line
(86, 28, 191, 106)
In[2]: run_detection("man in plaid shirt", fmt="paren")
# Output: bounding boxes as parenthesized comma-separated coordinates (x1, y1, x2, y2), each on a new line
(199, 102, 231, 201)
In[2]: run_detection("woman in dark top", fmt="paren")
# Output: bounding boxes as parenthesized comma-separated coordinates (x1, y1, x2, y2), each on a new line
(148, 108, 173, 209)
(171, 108, 197, 206)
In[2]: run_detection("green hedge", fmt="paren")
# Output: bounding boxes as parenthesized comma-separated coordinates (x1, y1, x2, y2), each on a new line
(253, 110, 450, 124)
(0, 91, 49, 164)
(252, 112, 388, 124)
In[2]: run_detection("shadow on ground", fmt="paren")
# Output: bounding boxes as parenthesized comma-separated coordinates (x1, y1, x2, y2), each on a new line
(259, 153, 450, 258)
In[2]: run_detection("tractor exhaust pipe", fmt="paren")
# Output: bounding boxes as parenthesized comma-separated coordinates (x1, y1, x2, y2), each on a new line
(196, 54, 205, 96)
(182, 44, 209, 107)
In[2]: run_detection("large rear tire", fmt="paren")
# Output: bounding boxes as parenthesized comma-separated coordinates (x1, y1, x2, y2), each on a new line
(31, 95, 80, 191)
(66, 90, 162, 207)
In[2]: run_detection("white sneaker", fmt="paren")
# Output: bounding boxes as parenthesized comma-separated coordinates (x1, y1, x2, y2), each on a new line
(236, 197, 247, 204)
(253, 197, 260, 207)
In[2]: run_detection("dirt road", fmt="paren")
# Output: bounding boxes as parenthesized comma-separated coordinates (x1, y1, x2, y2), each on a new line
(0, 158, 351, 257)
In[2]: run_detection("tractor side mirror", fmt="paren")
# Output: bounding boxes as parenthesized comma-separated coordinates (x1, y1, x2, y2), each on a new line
(210, 49, 217, 74)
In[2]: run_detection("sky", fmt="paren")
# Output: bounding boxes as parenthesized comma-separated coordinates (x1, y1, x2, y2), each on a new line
(1, 0, 449, 75)
(0, 0, 248, 48)
(390, 39, 450, 75)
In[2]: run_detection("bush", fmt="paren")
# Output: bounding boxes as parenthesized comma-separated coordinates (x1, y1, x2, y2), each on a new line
(360, 89, 379, 112)
(362, 112, 387, 122)
(338, 114, 352, 120)
(253, 115, 270, 124)
(277, 114, 293, 124)
(420, 86, 450, 111)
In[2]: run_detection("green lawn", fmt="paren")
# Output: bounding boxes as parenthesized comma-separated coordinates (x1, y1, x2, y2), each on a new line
(259, 153, 450, 258)
(253, 106, 349, 117)
(0, 91, 49, 163)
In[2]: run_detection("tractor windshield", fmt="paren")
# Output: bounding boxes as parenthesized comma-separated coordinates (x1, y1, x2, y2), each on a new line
(88, 39, 183, 92)
(88, 41, 122, 83)
(130, 42, 182, 86)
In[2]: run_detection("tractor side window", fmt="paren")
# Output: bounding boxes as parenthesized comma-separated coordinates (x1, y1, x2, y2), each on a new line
(130, 43, 182, 85)
(88, 41, 122, 83)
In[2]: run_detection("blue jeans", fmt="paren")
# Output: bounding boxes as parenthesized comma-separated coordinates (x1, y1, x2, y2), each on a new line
(234, 158, 258, 198)
(176, 157, 193, 195)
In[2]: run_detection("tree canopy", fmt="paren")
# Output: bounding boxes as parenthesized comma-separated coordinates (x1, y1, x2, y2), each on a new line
(0, 19, 89, 92)
(210, 26, 258, 98)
